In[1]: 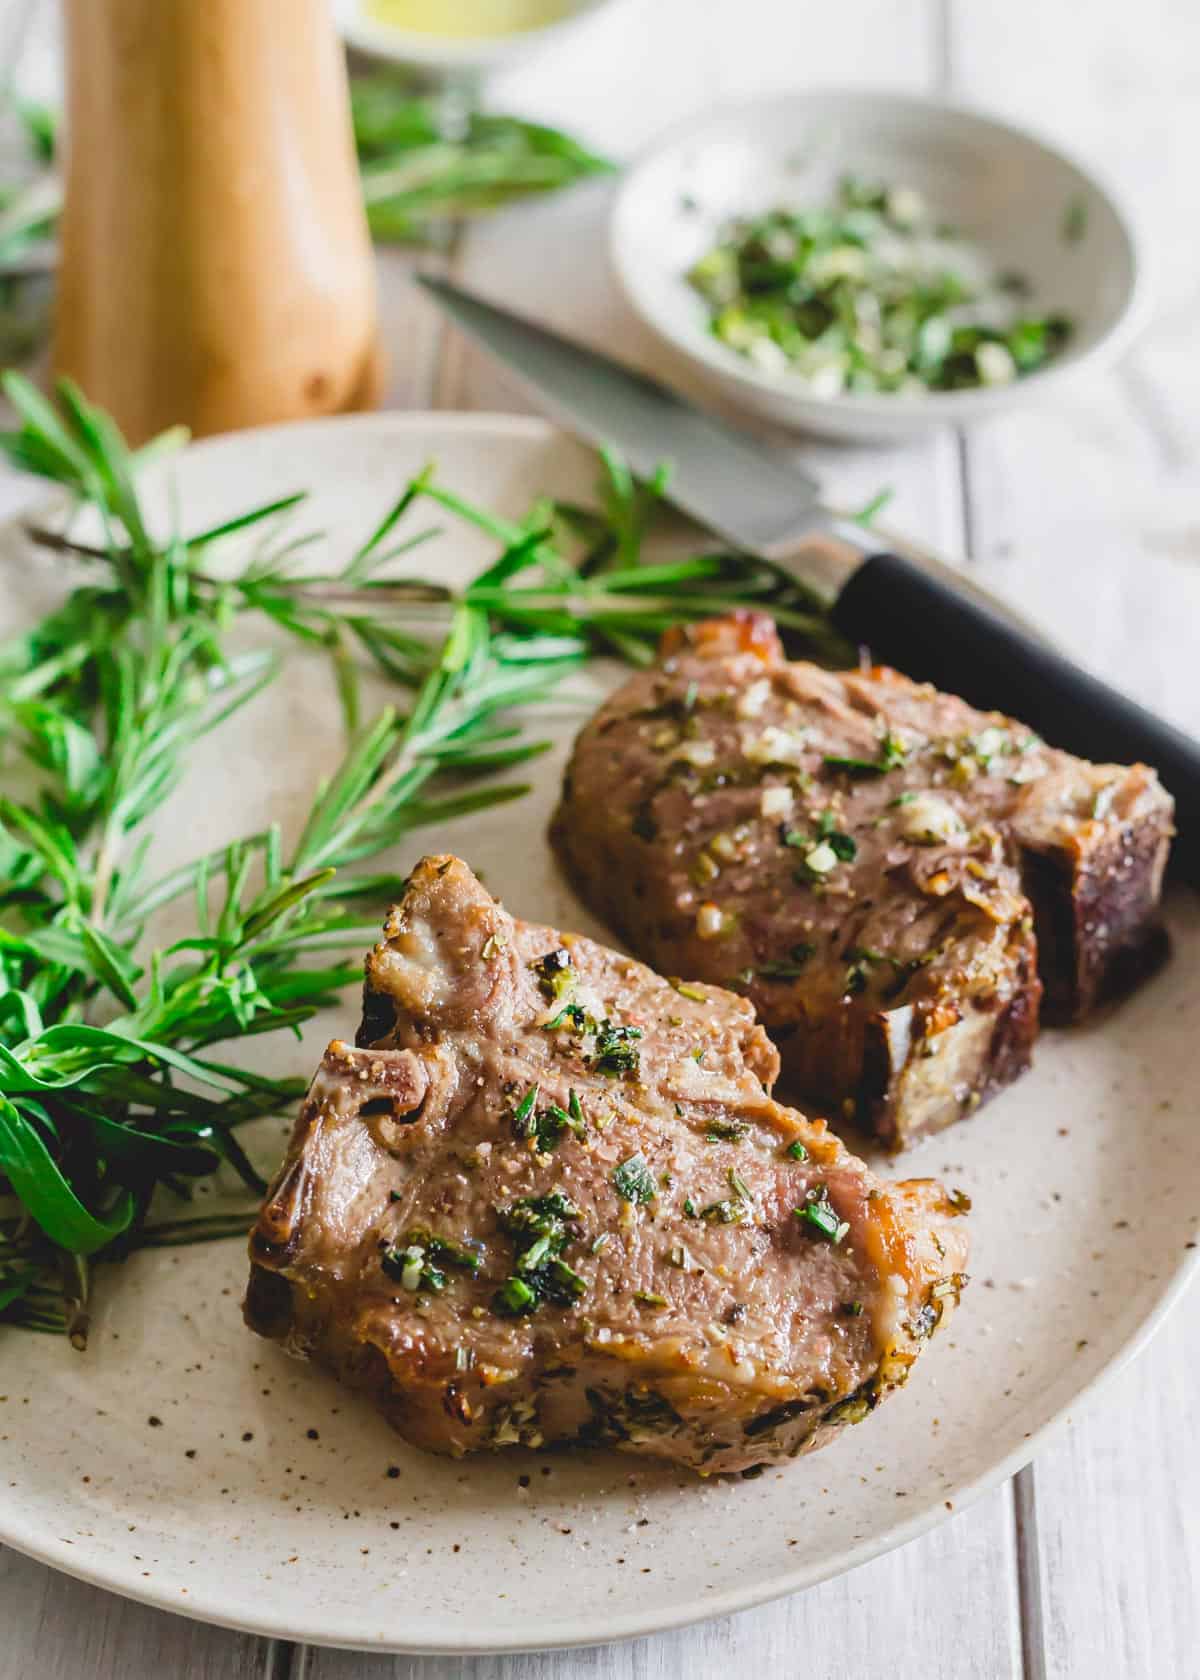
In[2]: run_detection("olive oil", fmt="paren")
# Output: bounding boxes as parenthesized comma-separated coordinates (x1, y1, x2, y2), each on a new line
(365, 0, 570, 38)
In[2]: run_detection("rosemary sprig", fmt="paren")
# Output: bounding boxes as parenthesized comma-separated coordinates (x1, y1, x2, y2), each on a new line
(0, 374, 843, 1341)
(22, 448, 849, 678)
(352, 78, 614, 241)
(0, 376, 574, 1339)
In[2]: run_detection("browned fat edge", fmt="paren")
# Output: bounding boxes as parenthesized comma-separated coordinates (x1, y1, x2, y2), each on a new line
(249, 1154, 310, 1267)
(1021, 816, 1172, 1023)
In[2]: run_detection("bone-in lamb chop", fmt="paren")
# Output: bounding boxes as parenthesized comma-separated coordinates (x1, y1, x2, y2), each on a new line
(245, 855, 968, 1472)
(552, 614, 1173, 1149)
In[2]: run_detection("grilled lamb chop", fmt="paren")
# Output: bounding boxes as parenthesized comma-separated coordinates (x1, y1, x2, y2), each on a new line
(245, 855, 968, 1473)
(552, 614, 1173, 1149)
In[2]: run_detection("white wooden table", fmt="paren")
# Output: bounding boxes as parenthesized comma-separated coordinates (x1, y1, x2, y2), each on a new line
(3, 2, 1198, 1674)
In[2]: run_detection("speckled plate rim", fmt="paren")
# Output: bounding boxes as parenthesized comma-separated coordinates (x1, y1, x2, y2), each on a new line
(0, 410, 1196, 1655)
(4, 1246, 1197, 1656)
(4, 1247, 1199, 1657)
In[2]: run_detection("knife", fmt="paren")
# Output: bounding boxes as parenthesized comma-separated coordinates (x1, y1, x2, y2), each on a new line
(418, 274, 1199, 882)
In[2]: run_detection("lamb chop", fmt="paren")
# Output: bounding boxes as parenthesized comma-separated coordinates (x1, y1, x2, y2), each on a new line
(245, 855, 968, 1473)
(552, 613, 1173, 1149)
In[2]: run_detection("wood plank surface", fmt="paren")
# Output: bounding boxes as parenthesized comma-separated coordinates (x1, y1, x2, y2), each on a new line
(944, 5, 1200, 1677)
(299, 1482, 1019, 1680)
(0, 1546, 280, 1680)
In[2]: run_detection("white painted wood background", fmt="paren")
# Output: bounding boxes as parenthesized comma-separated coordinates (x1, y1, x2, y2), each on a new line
(2, 0, 1198, 1674)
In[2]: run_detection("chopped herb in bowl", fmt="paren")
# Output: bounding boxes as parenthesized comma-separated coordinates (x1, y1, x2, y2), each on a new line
(686, 175, 1073, 398)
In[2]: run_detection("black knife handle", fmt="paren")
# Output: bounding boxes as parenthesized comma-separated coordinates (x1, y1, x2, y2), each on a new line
(831, 551, 1198, 885)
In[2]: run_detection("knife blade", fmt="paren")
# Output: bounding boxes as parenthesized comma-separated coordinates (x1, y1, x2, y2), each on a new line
(418, 274, 1199, 881)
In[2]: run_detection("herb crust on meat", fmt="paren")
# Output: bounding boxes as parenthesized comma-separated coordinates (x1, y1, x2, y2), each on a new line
(245, 855, 968, 1472)
(551, 613, 1173, 1148)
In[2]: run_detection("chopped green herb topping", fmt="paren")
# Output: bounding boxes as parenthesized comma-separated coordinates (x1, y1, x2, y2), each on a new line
(970, 726, 1011, 768)
(727, 1167, 754, 1206)
(544, 1004, 643, 1078)
(497, 1191, 581, 1248)
(752, 942, 817, 981)
(801, 841, 839, 876)
(510, 1080, 587, 1153)
(396, 1227, 483, 1276)
(785, 1140, 809, 1161)
(481, 932, 507, 961)
(543, 1000, 593, 1032)
(494, 1276, 536, 1316)
(612, 1152, 657, 1205)
(699, 1197, 746, 1225)
(633, 1289, 668, 1308)
(544, 1257, 587, 1302)
(381, 1243, 447, 1294)
(841, 945, 935, 1002)
(512, 1085, 538, 1127)
(492, 1193, 587, 1318)
(516, 1232, 552, 1271)
(880, 731, 908, 767)
(824, 732, 907, 776)
(787, 811, 857, 878)
(843, 945, 886, 998)
(815, 810, 858, 858)
(947, 1187, 972, 1214)
(672, 980, 708, 1002)
(794, 1184, 850, 1244)
(706, 1118, 750, 1143)
(592, 1021, 643, 1076)
(687, 177, 1073, 395)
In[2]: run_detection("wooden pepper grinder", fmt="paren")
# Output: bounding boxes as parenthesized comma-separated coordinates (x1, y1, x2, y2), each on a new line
(53, 0, 381, 444)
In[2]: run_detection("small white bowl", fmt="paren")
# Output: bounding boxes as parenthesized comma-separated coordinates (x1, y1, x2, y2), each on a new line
(610, 90, 1147, 442)
(334, 0, 623, 77)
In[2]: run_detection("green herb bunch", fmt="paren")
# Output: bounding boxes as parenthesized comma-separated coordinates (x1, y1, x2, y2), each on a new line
(0, 376, 840, 1343)
(0, 78, 612, 363)
(351, 75, 614, 242)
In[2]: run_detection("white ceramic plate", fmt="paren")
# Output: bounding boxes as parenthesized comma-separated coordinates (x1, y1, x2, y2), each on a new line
(611, 91, 1147, 441)
(0, 413, 1196, 1655)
